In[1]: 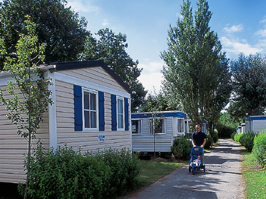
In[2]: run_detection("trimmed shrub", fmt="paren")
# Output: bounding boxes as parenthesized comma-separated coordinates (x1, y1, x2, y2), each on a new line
(253, 129, 266, 168)
(171, 136, 192, 159)
(234, 133, 243, 142)
(239, 132, 256, 152)
(231, 132, 236, 140)
(18, 143, 140, 199)
(212, 131, 219, 143)
(205, 134, 213, 149)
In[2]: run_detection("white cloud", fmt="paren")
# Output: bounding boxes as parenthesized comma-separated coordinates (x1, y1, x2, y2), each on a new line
(138, 61, 164, 94)
(255, 28, 266, 37)
(221, 36, 263, 57)
(223, 24, 243, 33)
(67, 0, 100, 13)
(102, 19, 109, 27)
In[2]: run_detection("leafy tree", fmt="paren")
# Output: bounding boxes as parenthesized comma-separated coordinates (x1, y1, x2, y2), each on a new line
(229, 53, 266, 121)
(80, 28, 147, 111)
(161, 0, 231, 129)
(0, 0, 89, 69)
(141, 90, 179, 112)
(0, 17, 52, 199)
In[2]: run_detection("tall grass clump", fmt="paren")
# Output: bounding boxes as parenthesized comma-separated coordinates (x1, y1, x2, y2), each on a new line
(253, 129, 266, 168)
(18, 142, 140, 199)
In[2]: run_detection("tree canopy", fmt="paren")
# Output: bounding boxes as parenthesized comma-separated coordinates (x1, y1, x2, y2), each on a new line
(80, 28, 147, 111)
(0, 0, 89, 69)
(229, 53, 266, 121)
(161, 0, 231, 128)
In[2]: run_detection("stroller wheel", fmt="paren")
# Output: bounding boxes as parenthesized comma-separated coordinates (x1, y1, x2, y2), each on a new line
(189, 166, 191, 173)
(192, 168, 195, 175)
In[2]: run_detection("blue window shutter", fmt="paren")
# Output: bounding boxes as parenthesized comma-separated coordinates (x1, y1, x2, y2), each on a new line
(124, 98, 129, 131)
(98, 91, 105, 131)
(74, 85, 82, 131)
(111, 94, 117, 131)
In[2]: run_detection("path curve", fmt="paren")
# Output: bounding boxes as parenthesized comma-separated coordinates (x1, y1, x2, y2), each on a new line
(122, 139, 245, 199)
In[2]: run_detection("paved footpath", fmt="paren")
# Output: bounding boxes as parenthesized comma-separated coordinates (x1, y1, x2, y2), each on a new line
(122, 139, 245, 199)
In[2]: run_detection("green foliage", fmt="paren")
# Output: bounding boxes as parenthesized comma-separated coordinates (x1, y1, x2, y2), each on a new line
(253, 130, 266, 168)
(19, 143, 140, 199)
(141, 90, 178, 112)
(161, 0, 231, 127)
(219, 112, 239, 128)
(212, 131, 219, 143)
(234, 133, 243, 142)
(0, 0, 89, 68)
(171, 136, 192, 159)
(0, 17, 52, 138)
(81, 28, 147, 111)
(230, 53, 266, 121)
(205, 134, 213, 149)
(239, 132, 256, 152)
(216, 123, 236, 138)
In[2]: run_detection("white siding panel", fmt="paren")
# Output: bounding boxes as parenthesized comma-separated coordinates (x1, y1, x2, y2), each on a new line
(59, 67, 126, 92)
(0, 85, 49, 183)
(55, 81, 130, 153)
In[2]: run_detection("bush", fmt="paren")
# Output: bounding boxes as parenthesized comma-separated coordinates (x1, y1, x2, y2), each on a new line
(234, 133, 243, 142)
(171, 136, 192, 159)
(212, 131, 219, 143)
(239, 132, 256, 152)
(18, 143, 140, 199)
(205, 134, 213, 149)
(216, 123, 235, 138)
(253, 129, 266, 168)
(231, 132, 236, 140)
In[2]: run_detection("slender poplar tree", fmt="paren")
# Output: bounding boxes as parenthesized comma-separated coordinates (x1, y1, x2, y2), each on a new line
(161, 0, 231, 129)
(0, 17, 52, 199)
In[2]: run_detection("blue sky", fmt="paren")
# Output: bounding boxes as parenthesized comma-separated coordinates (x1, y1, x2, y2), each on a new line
(36, 1, 266, 93)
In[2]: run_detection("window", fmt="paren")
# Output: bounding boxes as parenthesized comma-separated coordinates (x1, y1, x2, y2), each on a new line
(111, 95, 129, 131)
(150, 118, 165, 134)
(178, 119, 184, 133)
(83, 89, 98, 130)
(117, 98, 124, 130)
(132, 120, 141, 134)
(74, 85, 104, 132)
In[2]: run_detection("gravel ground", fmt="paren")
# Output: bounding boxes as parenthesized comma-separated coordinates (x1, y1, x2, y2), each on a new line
(121, 139, 245, 199)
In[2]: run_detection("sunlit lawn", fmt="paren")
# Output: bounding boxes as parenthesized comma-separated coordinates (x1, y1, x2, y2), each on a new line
(242, 151, 266, 199)
(137, 160, 187, 186)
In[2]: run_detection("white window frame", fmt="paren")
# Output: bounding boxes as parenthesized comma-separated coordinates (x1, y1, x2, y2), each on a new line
(150, 117, 165, 135)
(82, 88, 99, 132)
(177, 118, 184, 133)
(132, 119, 142, 134)
(117, 97, 124, 131)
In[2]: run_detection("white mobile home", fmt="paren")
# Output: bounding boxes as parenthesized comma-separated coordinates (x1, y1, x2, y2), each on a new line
(131, 111, 189, 153)
(0, 60, 131, 183)
(245, 115, 266, 133)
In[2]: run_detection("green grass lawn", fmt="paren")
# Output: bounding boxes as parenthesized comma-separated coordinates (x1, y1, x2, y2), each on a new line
(242, 152, 266, 199)
(136, 159, 186, 187)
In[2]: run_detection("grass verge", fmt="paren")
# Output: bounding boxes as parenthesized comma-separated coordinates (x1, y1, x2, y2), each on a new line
(242, 151, 266, 199)
(137, 160, 186, 187)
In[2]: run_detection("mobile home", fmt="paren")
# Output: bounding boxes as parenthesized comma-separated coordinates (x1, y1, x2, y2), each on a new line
(245, 115, 266, 133)
(131, 111, 189, 153)
(0, 60, 131, 183)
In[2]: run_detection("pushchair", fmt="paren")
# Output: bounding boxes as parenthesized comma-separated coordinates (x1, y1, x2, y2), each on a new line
(188, 146, 205, 175)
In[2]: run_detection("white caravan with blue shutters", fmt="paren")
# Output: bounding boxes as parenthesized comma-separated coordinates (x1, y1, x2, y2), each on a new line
(0, 60, 131, 184)
(131, 111, 189, 153)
